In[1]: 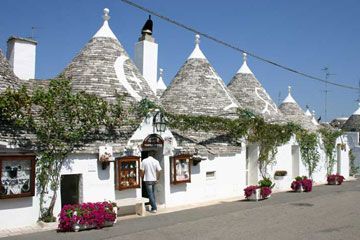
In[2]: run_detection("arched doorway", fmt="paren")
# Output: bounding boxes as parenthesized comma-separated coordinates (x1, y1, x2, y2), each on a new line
(141, 134, 165, 207)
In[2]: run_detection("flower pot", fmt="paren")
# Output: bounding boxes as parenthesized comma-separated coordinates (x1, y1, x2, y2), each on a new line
(72, 221, 114, 232)
(274, 175, 284, 180)
(294, 185, 303, 192)
(328, 180, 337, 185)
(247, 188, 261, 201)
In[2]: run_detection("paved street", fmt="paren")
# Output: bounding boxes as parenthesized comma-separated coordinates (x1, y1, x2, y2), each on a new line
(4, 179, 360, 240)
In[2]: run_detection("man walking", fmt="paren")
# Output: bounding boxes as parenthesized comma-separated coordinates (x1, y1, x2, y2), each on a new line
(140, 151, 162, 213)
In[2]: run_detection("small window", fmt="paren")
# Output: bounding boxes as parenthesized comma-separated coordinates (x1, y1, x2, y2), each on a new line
(206, 171, 216, 180)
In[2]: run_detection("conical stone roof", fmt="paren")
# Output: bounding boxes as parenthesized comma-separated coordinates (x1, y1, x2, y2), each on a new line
(278, 86, 318, 131)
(342, 103, 360, 132)
(161, 35, 240, 118)
(0, 49, 19, 92)
(62, 8, 155, 104)
(227, 53, 282, 123)
(156, 68, 166, 98)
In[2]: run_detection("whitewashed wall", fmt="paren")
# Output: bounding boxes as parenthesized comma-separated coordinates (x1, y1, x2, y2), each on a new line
(0, 153, 116, 230)
(0, 192, 40, 229)
(164, 152, 246, 207)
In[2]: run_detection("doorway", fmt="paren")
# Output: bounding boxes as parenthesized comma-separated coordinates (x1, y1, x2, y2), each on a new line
(140, 148, 165, 206)
(60, 174, 81, 208)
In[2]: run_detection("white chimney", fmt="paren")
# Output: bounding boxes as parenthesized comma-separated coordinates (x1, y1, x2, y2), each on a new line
(134, 16, 158, 94)
(7, 36, 37, 80)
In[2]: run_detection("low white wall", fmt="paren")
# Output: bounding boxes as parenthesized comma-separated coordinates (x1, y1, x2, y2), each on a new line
(0, 193, 40, 230)
(164, 152, 246, 207)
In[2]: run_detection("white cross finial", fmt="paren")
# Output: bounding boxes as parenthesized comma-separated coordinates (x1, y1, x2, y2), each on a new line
(103, 8, 110, 21)
(159, 68, 163, 77)
(243, 52, 247, 62)
(288, 86, 292, 94)
(195, 34, 200, 45)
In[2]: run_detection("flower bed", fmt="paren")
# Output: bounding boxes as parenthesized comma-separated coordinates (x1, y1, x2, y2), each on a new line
(58, 201, 117, 232)
(327, 174, 345, 185)
(290, 176, 312, 192)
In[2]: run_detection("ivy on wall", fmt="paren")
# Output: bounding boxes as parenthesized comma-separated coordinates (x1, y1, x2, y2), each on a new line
(319, 128, 343, 175)
(296, 130, 320, 178)
(0, 78, 129, 222)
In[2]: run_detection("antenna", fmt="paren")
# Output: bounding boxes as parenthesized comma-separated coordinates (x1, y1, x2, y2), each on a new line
(29, 26, 38, 39)
(322, 67, 335, 122)
(277, 91, 282, 105)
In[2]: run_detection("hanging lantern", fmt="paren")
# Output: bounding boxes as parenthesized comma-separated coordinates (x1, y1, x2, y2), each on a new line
(153, 110, 166, 132)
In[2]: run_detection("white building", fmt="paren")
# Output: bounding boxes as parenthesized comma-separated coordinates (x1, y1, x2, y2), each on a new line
(0, 8, 351, 230)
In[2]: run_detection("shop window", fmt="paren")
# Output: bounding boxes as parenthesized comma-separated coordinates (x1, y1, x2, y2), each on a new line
(0, 154, 36, 199)
(171, 154, 191, 184)
(115, 156, 140, 190)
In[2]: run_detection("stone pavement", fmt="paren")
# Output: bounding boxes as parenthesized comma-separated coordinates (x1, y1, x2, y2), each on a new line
(1, 178, 359, 240)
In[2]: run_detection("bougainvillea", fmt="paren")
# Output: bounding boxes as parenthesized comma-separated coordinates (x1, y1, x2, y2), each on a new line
(290, 176, 312, 192)
(327, 174, 345, 185)
(302, 178, 313, 192)
(291, 180, 303, 191)
(58, 201, 116, 232)
(244, 185, 258, 198)
(260, 187, 272, 198)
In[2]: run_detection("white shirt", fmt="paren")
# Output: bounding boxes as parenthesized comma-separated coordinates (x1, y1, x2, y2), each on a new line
(140, 156, 162, 182)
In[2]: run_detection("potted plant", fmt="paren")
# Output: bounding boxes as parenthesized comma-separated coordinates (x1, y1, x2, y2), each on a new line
(291, 176, 313, 192)
(244, 185, 260, 201)
(99, 152, 112, 170)
(327, 174, 345, 185)
(291, 176, 303, 192)
(274, 170, 287, 180)
(58, 201, 117, 232)
(258, 178, 274, 199)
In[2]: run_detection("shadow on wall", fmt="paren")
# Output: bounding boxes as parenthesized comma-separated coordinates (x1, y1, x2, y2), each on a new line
(192, 163, 201, 174)
(0, 197, 33, 210)
(97, 162, 110, 180)
(170, 184, 187, 193)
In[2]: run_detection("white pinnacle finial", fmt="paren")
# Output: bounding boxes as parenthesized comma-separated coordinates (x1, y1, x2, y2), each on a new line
(93, 8, 117, 39)
(282, 85, 296, 103)
(159, 68, 163, 78)
(353, 103, 360, 115)
(312, 110, 316, 116)
(243, 52, 247, 62)
(103, 8, 110, 21)
(195, 34, 200, 45)
(188, 34, 206, 59)
(237, 52, 253, 74)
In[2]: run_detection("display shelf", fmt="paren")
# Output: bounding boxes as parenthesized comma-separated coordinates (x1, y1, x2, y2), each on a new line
(115, 156, 140, 190)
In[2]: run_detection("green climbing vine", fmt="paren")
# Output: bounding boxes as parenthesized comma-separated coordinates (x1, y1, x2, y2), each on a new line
(296, 130, 320, 179)
(319, 128, 343, 175)
(247, 116, 300, 178)
(349, 149, 359, 176)
(0, 78, 129, 222)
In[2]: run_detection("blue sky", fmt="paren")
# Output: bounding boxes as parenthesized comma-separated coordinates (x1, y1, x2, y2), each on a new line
(1, 0, 360, 121)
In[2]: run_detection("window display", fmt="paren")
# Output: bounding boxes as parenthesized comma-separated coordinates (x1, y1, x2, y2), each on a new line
(171, 154, 191, 184)
(0, 154, 36, 199)
(116, 156, 140, 190)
